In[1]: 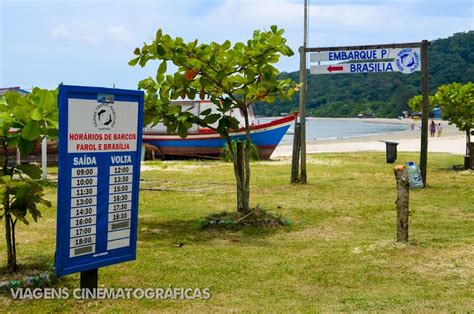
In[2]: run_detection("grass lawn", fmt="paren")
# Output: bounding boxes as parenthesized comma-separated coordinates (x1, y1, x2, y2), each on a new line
(1, 152, 473, 312)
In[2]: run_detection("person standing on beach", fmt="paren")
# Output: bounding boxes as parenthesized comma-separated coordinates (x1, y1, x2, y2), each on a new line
(430, 120, 437, 137)
(437, 123, 443, 137)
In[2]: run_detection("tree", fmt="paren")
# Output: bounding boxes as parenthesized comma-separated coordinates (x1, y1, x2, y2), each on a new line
(0, 88, 58, 271)
(130, 26, 299, 213)
(435, 82, 474, 155)
(407, 94, 437, 113)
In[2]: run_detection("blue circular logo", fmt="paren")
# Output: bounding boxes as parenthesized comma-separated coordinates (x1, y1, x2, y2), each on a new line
(396, 48, 420, 74)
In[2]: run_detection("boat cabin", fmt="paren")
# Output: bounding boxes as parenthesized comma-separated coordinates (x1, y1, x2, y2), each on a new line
(144, 100, 257, 134)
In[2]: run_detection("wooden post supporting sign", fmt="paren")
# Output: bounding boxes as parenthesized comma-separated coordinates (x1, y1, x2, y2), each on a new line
(291, 123, 301, 183)
(419, 40, 430, 187)
(299, 47, 307, 184)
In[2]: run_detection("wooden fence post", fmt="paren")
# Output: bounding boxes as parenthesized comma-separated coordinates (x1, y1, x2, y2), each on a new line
(393, 165, 409, 242)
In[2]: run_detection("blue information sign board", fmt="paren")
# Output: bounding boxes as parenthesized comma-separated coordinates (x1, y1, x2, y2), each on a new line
(56, 85, 144, 277)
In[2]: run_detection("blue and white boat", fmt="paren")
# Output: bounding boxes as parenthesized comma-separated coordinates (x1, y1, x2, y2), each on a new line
(142, 101, 295, 160)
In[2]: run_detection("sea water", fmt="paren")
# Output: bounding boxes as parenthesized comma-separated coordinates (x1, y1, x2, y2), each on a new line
(258, 118, 410, 142)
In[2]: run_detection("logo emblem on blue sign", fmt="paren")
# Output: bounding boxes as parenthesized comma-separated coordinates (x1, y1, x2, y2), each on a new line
(94, 105, 116, 129)
(395, 48, 420, 74)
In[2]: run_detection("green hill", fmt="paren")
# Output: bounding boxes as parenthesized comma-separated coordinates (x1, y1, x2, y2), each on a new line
(255, 31, 474, 118)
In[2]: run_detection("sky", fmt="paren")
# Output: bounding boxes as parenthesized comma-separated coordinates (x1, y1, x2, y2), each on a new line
(1, 0, 473, 90)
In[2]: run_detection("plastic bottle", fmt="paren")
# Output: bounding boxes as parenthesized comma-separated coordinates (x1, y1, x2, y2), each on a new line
(406, 161, 423, 189)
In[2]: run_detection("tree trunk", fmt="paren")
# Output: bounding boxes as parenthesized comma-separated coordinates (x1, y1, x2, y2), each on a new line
(469, 141, 474, 170)
(241, 107, 251, 214)
(236, 142, 245, 213)
(11, 218, 17, 271)
(224, 135, 246, 214)
(2, 138, 16, 271)
(5, 214, 14, 270)
(466, 130, 471, 156)
(228, 104, 251, 214)
(393, 165, 409, 242)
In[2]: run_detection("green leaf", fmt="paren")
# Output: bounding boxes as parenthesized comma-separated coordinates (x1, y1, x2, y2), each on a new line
(177, 123, 188, 138)
(177, 115, 187, 122)
(271, 25, 277, 33)
(187, 89, 196, 100)
(0, 112, 14, 134)
(128, 57, 140, 66)
(156, 29, 162, 41)
(22, 120, 41, 141)
(133, 47, 140, 55)
(36, 89, 55, 113)
(31, 109, 42, 121)
(156, 73, 164, 83)
(7, 137, 19, 148)
(13, 106, 29, 125)
(227, 116, 240, 131)
(3, 92, 21, 108)
(16, 164, 42, 179)
(2, 175, 11, 184)
(200, 108, 212, 116)
(45, 116, 59, 129)
(18, 137, 35, 155)
(158, 61, 167, 75)
(156, 45, 166, 56)
(205, 114, 221, 124)
(222, 40, 231, 50)
(39, 198, 52, 207)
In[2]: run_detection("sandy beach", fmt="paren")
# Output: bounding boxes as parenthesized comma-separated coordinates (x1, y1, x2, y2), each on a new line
(273, 118, 467, 157)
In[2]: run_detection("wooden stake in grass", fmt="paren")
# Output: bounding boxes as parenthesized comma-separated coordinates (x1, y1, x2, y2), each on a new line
(393, 165, 409, 242)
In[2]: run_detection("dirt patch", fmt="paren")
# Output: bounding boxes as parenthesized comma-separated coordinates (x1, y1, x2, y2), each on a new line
(351, 240, 409, 254)
(200, 208, 292, 229)
(141, 163, 215, 172)
(412, 248, 474, 282)
(287, 225, 354, 242)
(140, 179, 232, 193)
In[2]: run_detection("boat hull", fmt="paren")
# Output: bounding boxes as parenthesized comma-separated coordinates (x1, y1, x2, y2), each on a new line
(143, 115, 295, 160)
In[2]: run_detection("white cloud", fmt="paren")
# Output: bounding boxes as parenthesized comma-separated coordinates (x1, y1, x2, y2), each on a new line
(4, 0, 472, 89)
(50, 22, 134, 46)
(106, 26, 133, 44)
(51, 25, 72, 40)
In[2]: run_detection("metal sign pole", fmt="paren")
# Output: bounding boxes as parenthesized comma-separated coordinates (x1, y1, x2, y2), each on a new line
(420, 40, 429, 187)
(80, 268, 98, 292)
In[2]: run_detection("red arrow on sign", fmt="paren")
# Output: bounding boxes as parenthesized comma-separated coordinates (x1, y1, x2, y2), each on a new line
(327, 65, 344, 72)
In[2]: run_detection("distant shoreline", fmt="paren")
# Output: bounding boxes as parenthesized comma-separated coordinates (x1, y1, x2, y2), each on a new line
(273, 118, 465, 156)
(306, 117, 413, 127)
(261, 116, 445, 126)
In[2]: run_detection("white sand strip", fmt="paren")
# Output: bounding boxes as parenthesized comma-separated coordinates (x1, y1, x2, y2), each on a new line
(273, 120, 467, 157)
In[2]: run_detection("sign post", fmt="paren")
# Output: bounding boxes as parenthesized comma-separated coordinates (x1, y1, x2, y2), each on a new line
(291, 0, 308, 184)
(307, 42, 429, 186)
(55, 85, 144, 283)
(310, 47, 421, 75)
(299, 46, 307, 184)
(420, 40, 430, 187)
